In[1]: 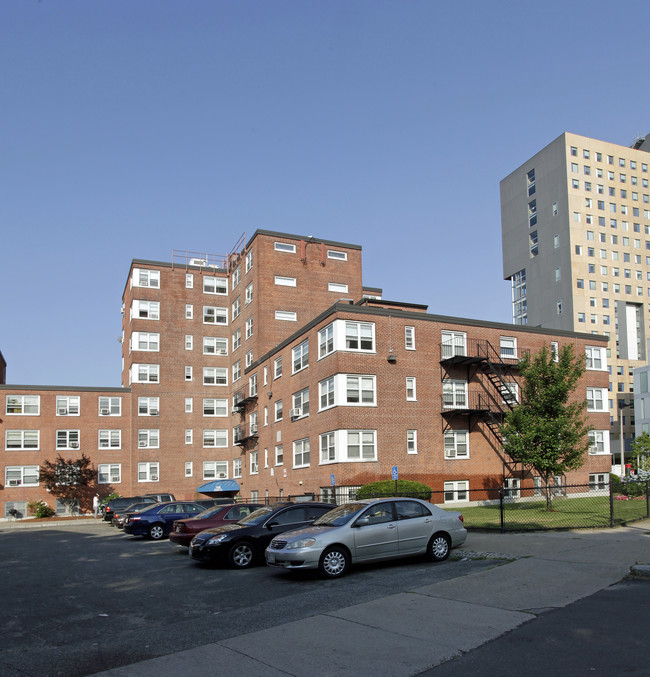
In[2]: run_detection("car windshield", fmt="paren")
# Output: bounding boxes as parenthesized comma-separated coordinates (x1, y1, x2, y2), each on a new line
(312, 503, 367, 527)
(237, 505, 279, 526)
(195, 506, 226, 519)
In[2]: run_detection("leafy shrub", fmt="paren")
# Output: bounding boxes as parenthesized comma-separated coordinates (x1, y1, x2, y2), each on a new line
(27, 500, 55, 518)
(356, 479, 432, 500)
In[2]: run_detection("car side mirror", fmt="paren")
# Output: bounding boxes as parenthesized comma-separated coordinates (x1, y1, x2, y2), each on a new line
(354, 517, 369, 527)
(266, 521, 279, 529)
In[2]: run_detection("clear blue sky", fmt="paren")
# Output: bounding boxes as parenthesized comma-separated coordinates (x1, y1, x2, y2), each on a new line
(2, 0, 649, 386)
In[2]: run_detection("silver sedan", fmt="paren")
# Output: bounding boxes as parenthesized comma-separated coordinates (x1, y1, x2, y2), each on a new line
(265, 497, 467, 578)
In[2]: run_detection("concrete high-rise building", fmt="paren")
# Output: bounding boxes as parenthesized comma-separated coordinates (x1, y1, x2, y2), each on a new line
(501, 131, 650, 464)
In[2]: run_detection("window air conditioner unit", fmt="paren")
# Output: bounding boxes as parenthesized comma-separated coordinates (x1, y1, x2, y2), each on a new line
(70, 442, 79, 448)
(250, 424, 258, 434)
(218, 349, 227, 355)
(8, 480, 21, 486)
(139, 441, 147, 448)
(217, 473, 227, 479)
(150, 475, 158, 481)
(231, 406, 242, 415)
(150, 409, 158, 416)
(289, 408, 302, 418)
(58, 408, 67, 415)
(120, 305, 125, 314)
(100, 409, 110, 415)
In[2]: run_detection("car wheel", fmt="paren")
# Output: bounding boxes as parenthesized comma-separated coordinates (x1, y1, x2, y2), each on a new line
(427, 532, 450, 562)
(228, 541, 255, 568)
(148, 524, 166, 541)
(319, 546, 350, 578)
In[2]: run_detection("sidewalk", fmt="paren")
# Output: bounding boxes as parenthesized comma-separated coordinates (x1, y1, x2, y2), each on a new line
(91, 520, 650, 677)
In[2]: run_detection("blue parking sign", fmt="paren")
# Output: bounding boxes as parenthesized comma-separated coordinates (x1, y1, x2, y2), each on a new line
(330, 474, 335, 486)
(391, 466, 398, 480)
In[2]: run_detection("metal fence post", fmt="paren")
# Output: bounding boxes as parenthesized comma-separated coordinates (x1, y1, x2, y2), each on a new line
(499, 487, 504, 533)
(609, 479, 615, 528)
(646, 480, 649, 519)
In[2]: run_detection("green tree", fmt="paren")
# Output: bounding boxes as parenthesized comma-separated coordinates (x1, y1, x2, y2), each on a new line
(500, 345, 591, 510)
(39, 453, 96, 516)
(631, 432, 650, 473)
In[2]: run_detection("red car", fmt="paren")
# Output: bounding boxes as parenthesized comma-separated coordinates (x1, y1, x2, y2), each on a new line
(169, 503, 264, 547)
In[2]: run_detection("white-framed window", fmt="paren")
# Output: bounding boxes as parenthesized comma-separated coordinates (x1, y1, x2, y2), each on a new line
(328, 282, 349, 293)
(407, 430, 417, 454)
(245, 350, 253, 368)
(185, 366, 193, 381)
(292, 340, 309, 373)
(293, 438, 310, 468)
(56, 396, 80, 416)
(346, 375, 376, 405)
(138, 462, 159, 482)
(204, 336, 227, 355)
(249, 373, 258, 397)
(275, 310, 297, 321)
(232, 297, 241, 320)
(274, 356, 283, 378)
(327, 249, 347, 260)
(550, 341, 559, 362)
(589, 473, 609, 491)
(501, 382, 519, 406)
(131, 300, 159, 320)
(444, 430, 468, 458)
(406, 377, 417, 401)
(99, 396, 121, 416)
(131, 364, 159, 384)
(232, 328, 241, 352)
(347, 430, 376, 461)
(233, 458, 242, 478)
(203, 276, 227, 295)
(274, 400, 283, 421)
(186, 273, 193, 289)
(405, 326, 415, 350)
(292, 388, 309, 418)
(250, 411, 258, 435)
(319, 323, 334, 358)
(500, 336, 517, 358)
(320, 432, 335, 462)
(441, 331, 467, 358)
(203, 461, 228, 479)
(587, 387, 607, 411)
(138, 429, 159, 449)
(185, 461, 193, 477)
(504, 478, 521, 499)
(586, 346, 607, 370)
(186, 304, 194, 319)
(274, 241, 296, 253)
(5, 465, 39, 487)
(203, 306, 227, 325)
(132, 268, 160, 289)
(203, 429, 228, 448)
(444, 480, 468, 502)
(56, 429, 80, 450)
(203, 367, 227, 386)
(245, 283, 253, 305)
(185, 429, 193, 445)
(345, 321, 375, 351)
(185, 335, 193, 351)
(99, 430, 121, 449)
(245, 317, 253, 339)
(232, 360, 241, 382)
(5, 430, 39, 450)
(132, 331, 160, 352)
(319, 376, 335, 410)
(185, 397, 193, 413)
(245, 249, 253, 273)
(442, 380, 467, 408)
(203, 398, 228, 417)
(250, 450, 259, 474)
(6, 395, 40, 416)
(275, 444, 283, 465)
(275, 276, 296, 287)
(98, 464, 121, 484)
(588, 430, 610, 455)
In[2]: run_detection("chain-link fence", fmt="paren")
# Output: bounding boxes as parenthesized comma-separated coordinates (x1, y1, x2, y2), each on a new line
(234, 479, 650, 532)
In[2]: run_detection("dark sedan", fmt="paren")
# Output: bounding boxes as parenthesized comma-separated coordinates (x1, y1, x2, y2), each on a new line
(188, 502, 335, 568)
(123, 501, 206, 540)
(170, 503, 264, 547)
(112, 501, 157, 529)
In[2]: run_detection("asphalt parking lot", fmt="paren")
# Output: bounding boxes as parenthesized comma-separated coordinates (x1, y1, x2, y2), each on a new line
(0, 521, 493, 677)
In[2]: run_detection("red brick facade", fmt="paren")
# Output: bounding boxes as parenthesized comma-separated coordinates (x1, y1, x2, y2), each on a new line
(0, 230, 611, 516)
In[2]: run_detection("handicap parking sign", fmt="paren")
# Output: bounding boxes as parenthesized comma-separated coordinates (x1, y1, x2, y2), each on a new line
(391, 466, 398, 480)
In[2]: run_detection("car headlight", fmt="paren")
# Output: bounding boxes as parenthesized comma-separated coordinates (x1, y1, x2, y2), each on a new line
(286, 537, 316, 550)
(206, 534, 229, 546)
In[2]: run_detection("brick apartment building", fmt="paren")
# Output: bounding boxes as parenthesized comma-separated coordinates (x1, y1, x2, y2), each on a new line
(1, 230, 611, 516)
